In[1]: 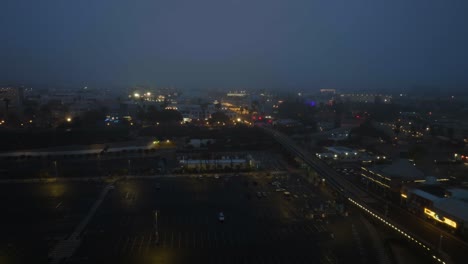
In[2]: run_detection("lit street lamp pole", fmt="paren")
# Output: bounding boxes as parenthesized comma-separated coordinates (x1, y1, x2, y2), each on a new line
(54, 160, 58, 178)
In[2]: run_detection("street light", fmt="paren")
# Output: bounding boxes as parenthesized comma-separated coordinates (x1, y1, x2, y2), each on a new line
(54, 160, 58, 177)
(66, 117, 72, 122)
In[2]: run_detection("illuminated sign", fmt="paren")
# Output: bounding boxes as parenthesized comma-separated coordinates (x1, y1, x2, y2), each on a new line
(424, 208, 457, 228)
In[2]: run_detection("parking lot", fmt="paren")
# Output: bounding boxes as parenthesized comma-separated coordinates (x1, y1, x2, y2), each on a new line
(0, 182, 103, 263)
(71, 174, 335, 264)
(0, 160, 383, 264)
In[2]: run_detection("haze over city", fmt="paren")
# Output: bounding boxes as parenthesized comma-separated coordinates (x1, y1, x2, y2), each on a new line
(1, 1, 468, 264)
(2, 0, 468, 91)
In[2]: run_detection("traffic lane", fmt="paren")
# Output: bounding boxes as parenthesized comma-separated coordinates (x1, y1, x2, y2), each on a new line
(75, 177, 326, 263)
(0, 182, 103, 263)
(253, 172, 382, 263)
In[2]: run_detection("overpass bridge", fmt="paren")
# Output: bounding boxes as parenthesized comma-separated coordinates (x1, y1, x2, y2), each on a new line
(263, 127, 454, 264)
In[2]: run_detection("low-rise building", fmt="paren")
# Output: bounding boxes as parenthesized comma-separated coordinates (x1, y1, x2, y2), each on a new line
(360, 159, 426, 192)
(401, 184, 468, 235)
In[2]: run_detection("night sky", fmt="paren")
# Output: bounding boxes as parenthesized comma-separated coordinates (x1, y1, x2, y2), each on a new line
(1, 0, 468, 90)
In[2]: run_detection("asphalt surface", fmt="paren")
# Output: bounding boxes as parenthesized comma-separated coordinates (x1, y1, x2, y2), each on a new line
(75, 175, 332, 264)
(0, 182, 103, 264)
(0, 171, 389, 264)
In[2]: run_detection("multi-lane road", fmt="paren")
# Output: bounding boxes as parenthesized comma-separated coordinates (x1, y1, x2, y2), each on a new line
(264, 127, 468, 264)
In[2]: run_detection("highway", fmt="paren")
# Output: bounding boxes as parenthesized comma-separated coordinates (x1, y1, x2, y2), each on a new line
(263, 127, 468, 264)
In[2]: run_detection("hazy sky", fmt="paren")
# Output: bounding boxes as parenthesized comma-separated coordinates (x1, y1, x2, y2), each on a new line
(1, 0, 468, 90)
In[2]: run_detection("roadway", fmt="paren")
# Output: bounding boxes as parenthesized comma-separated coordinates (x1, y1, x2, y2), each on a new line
(264, 127, 468, 264)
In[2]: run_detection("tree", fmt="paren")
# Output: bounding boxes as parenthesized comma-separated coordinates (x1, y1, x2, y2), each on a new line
(447, 127, 455, 139)
(210, 111, 230, 124)
(3, 98, 10, 115)
(82, 108, 107, 126)
(156, 109, 183, 123)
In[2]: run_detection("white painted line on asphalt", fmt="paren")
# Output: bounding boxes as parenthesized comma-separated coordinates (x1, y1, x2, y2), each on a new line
(49, 184, 113, 264)
(129, 236, 137, 252)
(171, 232, 174, 248)
(55, 202, 62, 209)
(195, 232, 199, 248)
(121, 236, 130, 254)
(146, 233, 152, 251)
(178, 232, 181, 248)
(138, 235, 144, 254)
(114, 235, 123, 253)
(200, 232, 204, 248)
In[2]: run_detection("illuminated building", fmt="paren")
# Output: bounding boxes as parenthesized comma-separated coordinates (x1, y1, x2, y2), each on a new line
(361, 159, 425, 192)
(401, 185, 468, 234)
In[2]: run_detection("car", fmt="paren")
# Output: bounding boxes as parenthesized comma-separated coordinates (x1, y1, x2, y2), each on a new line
(214, 174, 219, 179)
(275, 188, 286, 192)
(218, 212, 225, 222)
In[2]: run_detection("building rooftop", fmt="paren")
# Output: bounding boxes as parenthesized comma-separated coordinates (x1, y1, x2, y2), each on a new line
(411, 189, 441, 201)
(372, 159, 424, 180)
(325, 146, 355, 154)
(433, 198, 468, 223)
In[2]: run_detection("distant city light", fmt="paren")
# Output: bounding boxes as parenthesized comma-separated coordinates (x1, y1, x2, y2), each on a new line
(134, 93, 140, 98)
(66, 117, 72, 122)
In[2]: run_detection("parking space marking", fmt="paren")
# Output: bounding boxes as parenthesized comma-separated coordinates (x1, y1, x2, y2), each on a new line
(121, 236, 130, 255)
(129, 236, 137, 252)
(138, 235, 145, 254)
(162, 231, 167, 248)
(191, 232, 196, 248)
(145, 233, 152, 252)
(171, 231, 174, 248)
(178, 232, 181, 248)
